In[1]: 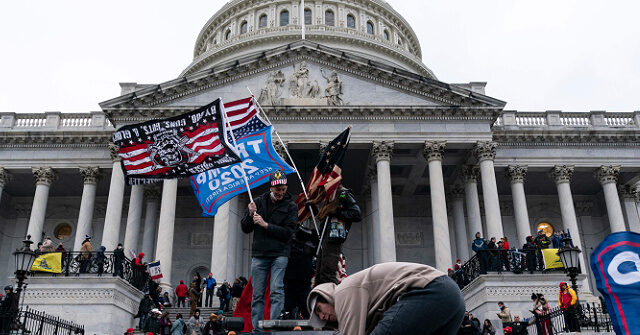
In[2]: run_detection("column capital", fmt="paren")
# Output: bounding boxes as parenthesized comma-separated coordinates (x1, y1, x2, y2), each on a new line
(594, 165, 620, 185)
(473, 141, 497, 162)
(319, 140, 328, 155)
(550, 165, 574, 185)
(423, 141, 446, 162)
(273, 140, 289, 162)
(79, 167, 102, 185)
(459, 165, 480, 183)
(32, 167, 57, 186)
(506, 165, 528, 184)
(144, 185, 162, 201)
(448, 184, 465, 199)
(619, 184, 637, 200)
(0, 167, 12, 188)
(372, 141, 394, 162)
(108, 142, 121, 162)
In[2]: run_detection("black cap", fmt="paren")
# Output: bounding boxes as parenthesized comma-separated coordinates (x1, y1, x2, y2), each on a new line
(269, 170, 287, 186)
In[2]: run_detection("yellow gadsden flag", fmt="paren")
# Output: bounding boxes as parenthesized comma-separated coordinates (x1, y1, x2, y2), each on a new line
(30, 252, 62, 273)
(542, 248, 564, 270)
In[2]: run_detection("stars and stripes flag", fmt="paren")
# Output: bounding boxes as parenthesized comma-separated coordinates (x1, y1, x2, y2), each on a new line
(296, 127, 351, 223)
(112, 98, 241, 184)
(223, 96, 268, 140)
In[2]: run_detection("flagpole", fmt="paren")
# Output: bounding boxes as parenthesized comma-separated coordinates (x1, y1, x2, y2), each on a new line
(246, 87, 321, 235)
(220, 97, 254, 204)
(301, 0, 305, 40)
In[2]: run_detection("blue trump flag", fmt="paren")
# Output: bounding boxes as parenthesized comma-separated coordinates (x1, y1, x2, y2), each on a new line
(590, 231, 640, 335)
(190, 126, 294, 216)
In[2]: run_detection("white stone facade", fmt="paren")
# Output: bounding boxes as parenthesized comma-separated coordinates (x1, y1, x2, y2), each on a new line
(0, 0, 639, 331)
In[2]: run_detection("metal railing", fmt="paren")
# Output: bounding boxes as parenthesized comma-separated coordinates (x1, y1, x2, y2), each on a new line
(0, 307, 84, 335)
(453, 249, 564, 289)
(30, 251, 148, 291)
(526, 302, 612, 334)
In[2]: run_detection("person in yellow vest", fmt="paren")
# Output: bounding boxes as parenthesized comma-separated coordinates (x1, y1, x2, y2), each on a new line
(558, 282, 579, 332)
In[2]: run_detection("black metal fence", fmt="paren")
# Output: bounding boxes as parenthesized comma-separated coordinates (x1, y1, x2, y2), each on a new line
(453, 249, 564, 289)
(526, 302, 612, 334)
(30, 251, 148, 291)
(0, 307, 84, 335)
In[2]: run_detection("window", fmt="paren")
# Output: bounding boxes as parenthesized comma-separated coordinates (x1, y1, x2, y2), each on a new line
(54, 223, 73, 240)
(536, 222, 555, 237)
(240, 21, 248, 34)
(325, 10, 335, 26)
(347, 14, 355, 28)
(225, 29, 231, 40)
(366, 21, 374, 34)
(280, 10, 289, 26)
(384, 29, 390, 41)
(259, 14, 268, 28)
(304, 8, 312, 25)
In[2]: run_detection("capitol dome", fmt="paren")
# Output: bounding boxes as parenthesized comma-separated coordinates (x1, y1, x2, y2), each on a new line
(181, 0, 436, 79)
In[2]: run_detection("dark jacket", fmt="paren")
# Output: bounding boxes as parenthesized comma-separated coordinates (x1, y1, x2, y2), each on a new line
(333, 188, 362, 230)
(203, 319, 224, 335)
(241, 191, 297, 258)
(0, 291, 18, 313)
(231, 282, 244, 298)
(114, 247, 125, 262)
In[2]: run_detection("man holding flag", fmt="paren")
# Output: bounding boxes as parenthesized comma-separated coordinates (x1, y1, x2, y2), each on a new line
(240, 170, 297, 332)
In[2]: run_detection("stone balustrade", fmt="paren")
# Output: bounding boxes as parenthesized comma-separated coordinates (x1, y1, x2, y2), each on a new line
(0, 111, 114, 131)
(495, 110, 639, 129)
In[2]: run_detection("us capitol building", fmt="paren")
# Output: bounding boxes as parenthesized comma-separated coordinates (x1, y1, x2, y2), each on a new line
(0, 0, 638, 332)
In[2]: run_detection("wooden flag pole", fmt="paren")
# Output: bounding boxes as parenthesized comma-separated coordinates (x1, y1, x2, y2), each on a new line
(246, 87, 321, 235)
(220, 97, 254, 204)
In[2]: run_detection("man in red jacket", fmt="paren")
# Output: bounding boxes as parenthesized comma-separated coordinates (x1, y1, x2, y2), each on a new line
(175, 280, 188, 308)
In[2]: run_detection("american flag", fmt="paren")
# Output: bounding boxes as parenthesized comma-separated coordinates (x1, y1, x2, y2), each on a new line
(296, 127, 351, 223)
(224, 97, 268, 140)
(336, 253, 347, 283)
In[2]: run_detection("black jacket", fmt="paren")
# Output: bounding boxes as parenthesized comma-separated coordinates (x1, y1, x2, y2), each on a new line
(241, 191, 297, 258)
(333, 188, 362, 230)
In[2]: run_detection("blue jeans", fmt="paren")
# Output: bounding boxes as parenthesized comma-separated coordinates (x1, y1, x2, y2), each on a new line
(369, 276, 465, 335)
(250, 256, 288, 331)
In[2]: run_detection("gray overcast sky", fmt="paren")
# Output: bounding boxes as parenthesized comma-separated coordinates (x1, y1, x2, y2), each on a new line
(1, 0, 639, 113)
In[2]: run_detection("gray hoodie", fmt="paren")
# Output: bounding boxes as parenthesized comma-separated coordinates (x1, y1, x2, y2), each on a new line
(308, 262, 445, 335)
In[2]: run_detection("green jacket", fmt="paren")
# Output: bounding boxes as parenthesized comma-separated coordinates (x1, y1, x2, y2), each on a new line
(144, 315, 160, 333)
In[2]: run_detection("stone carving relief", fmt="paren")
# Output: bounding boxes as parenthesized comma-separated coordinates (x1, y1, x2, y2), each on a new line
(257, 62, 346, 106)
(190, 233, 212, 247)
(257, 70, 286, 106)
(320, 68, 343, 106)
(290, 61, 320, 98)
(396, 231, 422, 246)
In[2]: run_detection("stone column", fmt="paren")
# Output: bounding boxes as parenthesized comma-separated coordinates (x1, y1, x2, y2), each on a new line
(551, 165, 587, 273)
(372, 141, 396, 263)
(211, 197, 239, 282)
(0, 168, 11, 206)
(123, 184, 145, 254)
(449, 185, 469, 261)
(367, 167, 380, 264)
(595, 166, 626, 232)
(473, 141, 503, 240)
(74, 167, 101, 251)
(507, 165, 531, 247)
(460, 165, 482, 257)
(27, 167, 57, 246)
(101, 143, 127, 250)
(620, 185, 640, 233)
(141, 186, 161, 261)
(156, 179, 178, 291)
(423, 141, 451, 271)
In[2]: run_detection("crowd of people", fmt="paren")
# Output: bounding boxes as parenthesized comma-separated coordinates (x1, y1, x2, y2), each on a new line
(449, 229, 573, 281)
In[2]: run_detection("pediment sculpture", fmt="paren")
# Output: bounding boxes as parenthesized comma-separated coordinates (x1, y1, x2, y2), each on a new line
(257, 62, 345, 106)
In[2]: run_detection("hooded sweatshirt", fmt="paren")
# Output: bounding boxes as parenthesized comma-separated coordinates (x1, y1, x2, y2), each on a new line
(308, 262, 445, 335)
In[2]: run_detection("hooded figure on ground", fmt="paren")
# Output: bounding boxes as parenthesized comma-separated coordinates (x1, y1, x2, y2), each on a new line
(307, 262, 465, 335)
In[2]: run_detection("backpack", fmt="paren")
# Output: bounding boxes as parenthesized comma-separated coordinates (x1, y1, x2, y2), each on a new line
(182, 320, 187, 334)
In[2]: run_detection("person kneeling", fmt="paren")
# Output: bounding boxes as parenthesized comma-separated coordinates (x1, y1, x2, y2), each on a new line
(307, 262, 465, 335)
